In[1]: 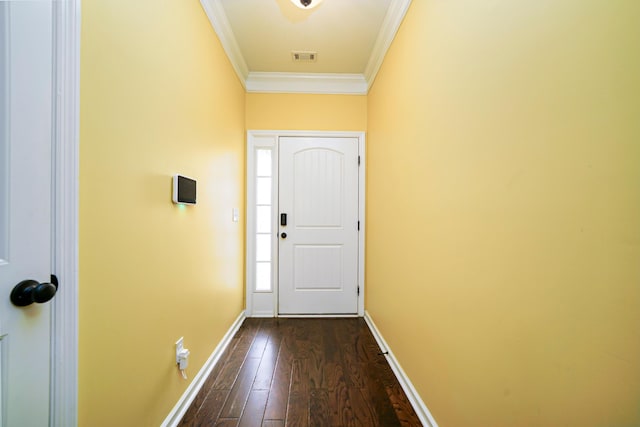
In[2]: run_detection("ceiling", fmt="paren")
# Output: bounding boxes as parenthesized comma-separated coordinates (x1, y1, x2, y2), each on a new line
(200, 0, 412, 94)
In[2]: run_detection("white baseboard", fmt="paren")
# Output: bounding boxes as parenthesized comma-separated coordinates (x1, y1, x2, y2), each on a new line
(364, 311, 439, 427)
(161, 311, 246, 427)
(249, 310, 275, 318)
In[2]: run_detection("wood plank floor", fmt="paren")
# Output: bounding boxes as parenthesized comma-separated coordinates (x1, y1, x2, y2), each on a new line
(178, 318, 422, 427)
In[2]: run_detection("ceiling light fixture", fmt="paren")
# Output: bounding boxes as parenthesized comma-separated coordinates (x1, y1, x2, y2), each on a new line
(290, 0, 324, 10)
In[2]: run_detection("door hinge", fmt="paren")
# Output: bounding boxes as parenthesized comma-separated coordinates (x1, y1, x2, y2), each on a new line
(357, 220, 360, 231)
(358, 155, 361, 166)
(357, 286, 360, 296)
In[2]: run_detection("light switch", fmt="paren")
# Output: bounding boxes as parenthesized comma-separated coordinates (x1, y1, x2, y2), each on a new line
(232, 208, 239, 222)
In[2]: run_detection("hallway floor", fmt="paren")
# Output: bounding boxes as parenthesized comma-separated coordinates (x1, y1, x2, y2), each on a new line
(178, 318, 421, 426)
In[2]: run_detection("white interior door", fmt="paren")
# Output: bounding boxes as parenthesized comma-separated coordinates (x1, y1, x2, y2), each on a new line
(0, 1, 54, 425)
(278, 137, 359, 315)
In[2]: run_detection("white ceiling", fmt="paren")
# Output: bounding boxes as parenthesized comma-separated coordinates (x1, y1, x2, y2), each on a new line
(200, 0, 412, 94)
(220, 0, 391, 74)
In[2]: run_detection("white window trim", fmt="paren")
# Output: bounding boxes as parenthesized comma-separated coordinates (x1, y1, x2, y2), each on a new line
(246, 130, 366, 318)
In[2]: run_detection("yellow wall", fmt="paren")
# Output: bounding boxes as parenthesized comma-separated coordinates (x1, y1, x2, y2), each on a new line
(79, 1, 245, 425)
(367, 1, 640, 426)
(246, 93, 366, 130)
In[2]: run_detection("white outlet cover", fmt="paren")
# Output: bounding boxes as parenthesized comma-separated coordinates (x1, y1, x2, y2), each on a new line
(175, 337, 184, 363)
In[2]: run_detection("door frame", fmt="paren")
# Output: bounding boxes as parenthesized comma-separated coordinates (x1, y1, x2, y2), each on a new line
(50, 1, 80, 425)
(245, 130, 366, 318)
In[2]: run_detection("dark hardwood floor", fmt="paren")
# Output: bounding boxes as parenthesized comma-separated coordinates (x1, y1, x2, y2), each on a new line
(178, 318, 422, 427)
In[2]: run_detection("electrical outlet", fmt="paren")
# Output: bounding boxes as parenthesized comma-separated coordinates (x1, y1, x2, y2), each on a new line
(175, 336, 190, 374)
(175, 337, 184, 364)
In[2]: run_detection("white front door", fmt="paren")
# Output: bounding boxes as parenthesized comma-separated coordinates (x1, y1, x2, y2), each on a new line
(278, 137, 359, 315)
(0, 1, 55, 425)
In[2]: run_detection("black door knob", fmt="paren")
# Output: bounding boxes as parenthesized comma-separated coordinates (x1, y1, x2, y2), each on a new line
(281, 232, 287, 239)
(11, 279, 57, 307)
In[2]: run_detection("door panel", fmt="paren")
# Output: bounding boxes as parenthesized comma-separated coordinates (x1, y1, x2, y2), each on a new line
(279, 137, 359, 315)
(294, 245, 343, 289)
(293, 148, 344, 227)
(0, 1, 53, 425)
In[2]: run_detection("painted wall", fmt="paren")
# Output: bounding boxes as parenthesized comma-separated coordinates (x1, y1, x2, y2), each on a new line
(79, 1, 245, 425)
(246, 93, 366, 131)
(367, 1, 640, 426)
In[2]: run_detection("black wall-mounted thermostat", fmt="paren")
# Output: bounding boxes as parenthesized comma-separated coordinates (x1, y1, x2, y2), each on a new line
(172, 174, 197, 205)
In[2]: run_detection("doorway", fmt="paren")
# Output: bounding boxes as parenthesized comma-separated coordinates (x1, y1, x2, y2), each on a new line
(246, 131, 365, 317)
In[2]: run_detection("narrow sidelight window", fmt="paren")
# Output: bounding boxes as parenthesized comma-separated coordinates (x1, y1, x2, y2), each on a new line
(254, 149, 272, 291)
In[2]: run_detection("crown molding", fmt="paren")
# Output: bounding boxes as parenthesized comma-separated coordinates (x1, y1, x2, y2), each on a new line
(199, 0, 249, 87)
(364, 0, 412, 88)
(199, 0, 412, 94)
(246, 72, 368, 95)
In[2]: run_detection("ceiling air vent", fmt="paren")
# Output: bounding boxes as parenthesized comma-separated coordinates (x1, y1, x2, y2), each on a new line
(292, 51, 317, 62)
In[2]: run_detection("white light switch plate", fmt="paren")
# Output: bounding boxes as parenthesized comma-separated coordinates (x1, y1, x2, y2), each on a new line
(232, 208, 239, 222)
